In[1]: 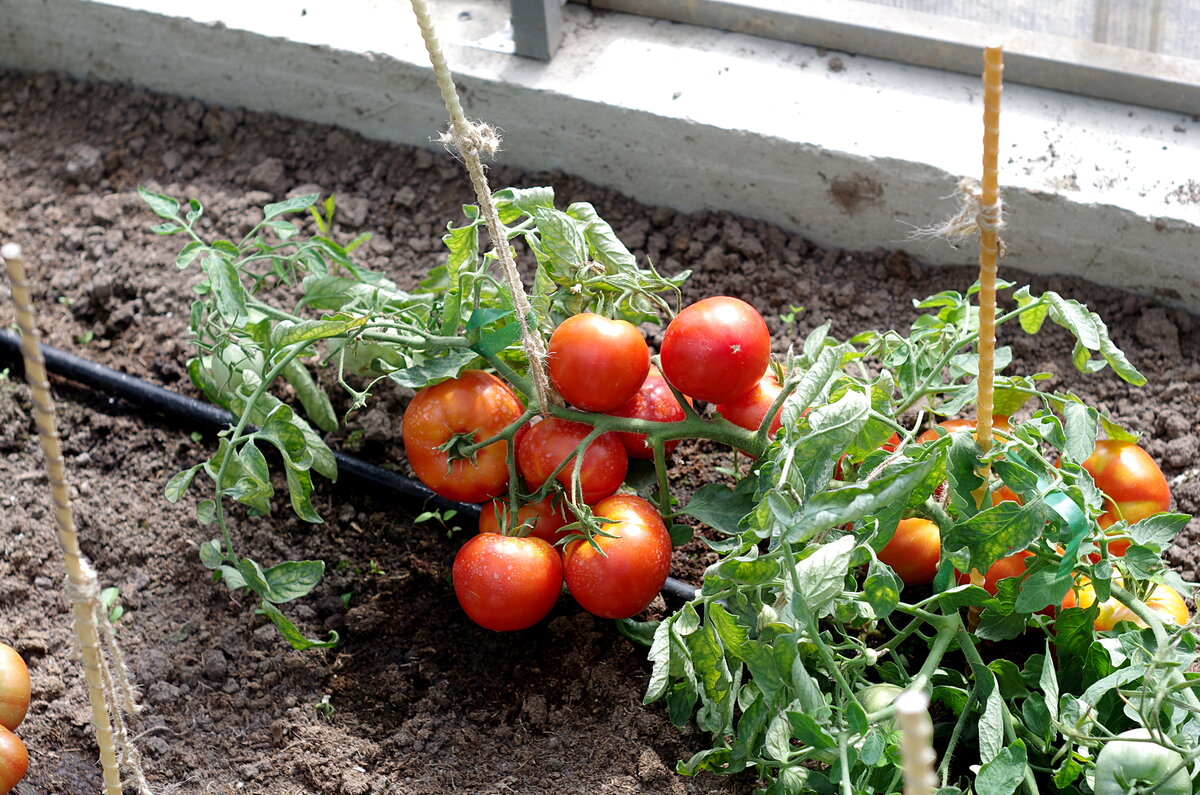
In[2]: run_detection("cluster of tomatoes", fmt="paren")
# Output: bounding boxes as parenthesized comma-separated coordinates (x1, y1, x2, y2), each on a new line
(402, 297, 779, 631)
(0, 644, 29, 794)
(876, 421, 1189, 630)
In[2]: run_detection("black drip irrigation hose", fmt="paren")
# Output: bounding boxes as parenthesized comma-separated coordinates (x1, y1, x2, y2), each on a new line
(0, 329, 701, 605)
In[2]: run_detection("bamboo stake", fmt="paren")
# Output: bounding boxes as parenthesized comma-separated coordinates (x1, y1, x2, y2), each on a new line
(973, 44, 1004, 506)
(406, 0, 558, 414)
(2, 243, 124, 795)
(896, 689, 937, 795)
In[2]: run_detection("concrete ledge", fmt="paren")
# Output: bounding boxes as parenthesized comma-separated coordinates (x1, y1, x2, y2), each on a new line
(2, 0, 1198, 309)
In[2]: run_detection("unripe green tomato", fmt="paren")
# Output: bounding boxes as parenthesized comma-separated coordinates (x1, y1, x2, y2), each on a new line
(208, 342, 265, 391)
(1092, 729, 1191, 795)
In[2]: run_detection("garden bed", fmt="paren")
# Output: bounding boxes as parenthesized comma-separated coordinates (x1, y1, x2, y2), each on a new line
(0, 68, 1197, 794)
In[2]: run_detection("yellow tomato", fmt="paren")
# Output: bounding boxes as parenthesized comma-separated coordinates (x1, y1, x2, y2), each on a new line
(1062, 578, 1190, 631)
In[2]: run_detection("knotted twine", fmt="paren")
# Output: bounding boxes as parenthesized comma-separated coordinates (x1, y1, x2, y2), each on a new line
(407, 0, 558, 413)
(3, 243, 154, 794)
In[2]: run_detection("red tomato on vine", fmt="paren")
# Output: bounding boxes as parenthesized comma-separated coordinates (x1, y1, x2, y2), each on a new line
(478, 495, 572, 545)
(877, 518, 940, 586)
(607, 366, 689, 459)
(517, 418, 628, 504)
(402, 370, 525, 503)
(0, 727, 26, 795)
(0, 645, 29, 734)
(660, 296, 771, 404)
(1080, 440, 1170, 555)
(562, 494, 673, 619)
(548, 313, 650, 412)
(453, 533, 564, 631)
(716, 371, 783, 438)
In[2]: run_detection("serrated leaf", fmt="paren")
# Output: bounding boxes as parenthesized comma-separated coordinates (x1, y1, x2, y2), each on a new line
(1129, 512, 1189, 550)
(270, 317, 366, 347)
(980, 674, 1004, 764)
(864, 558, 901, 618)
(281, 358, 338, 433)
(942, 499, 1047, 574)
(200, 251, 248, 326)
(199, 539, 225, 569)
(780, 344, 843, 425)
(679, 482, 754, 535)
(1013, 568, 1072, 613)
(789, 457, 937, 541)
(386, 348, 478, 389)
(975, 740, 1027, 795)
(792, 535, 855, 618)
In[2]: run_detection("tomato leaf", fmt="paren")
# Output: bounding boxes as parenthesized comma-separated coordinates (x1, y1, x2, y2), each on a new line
(263, 193, 318, 221)
(790, 535, 855, 619)
(785, 711, 836, 751)
(165, 464, 203, 503)
(975, 740, 1027, 795)
(942, 499, 1047, 574)
(1013, 569, 1073, 614)
(138, 185, 181, 220)
(198, 539, 225, 569)
(1129, 513, 1190, 550)
(679, 482, 755, 536)
(864, 559, 901, 619)
(616, 618, 659, 648)
(787, 457, 937, 542)
(386, 349, 478, 390)
(281, 357, 338, 433)
(261, 560, 325, 604)
(257, 601, 339, 650)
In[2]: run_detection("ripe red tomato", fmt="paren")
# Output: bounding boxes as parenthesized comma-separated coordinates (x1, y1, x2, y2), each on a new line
(0, 645, 29, 733)
(453, 533, 564, 631)
(1080, 441, 1170, 555)
(956, 550, 1033, 595)
(402, 371, 525, 503)
(660, 296, 771, 404)
(877, 518, 940, 585)
(607, 366, 689, 459)
(517, 418, 628, 504)
(1061, 577, 1189, 630)
(548, 313, 650, 412)
(0, 727, 26, 794)
(716, 372, 783, 438)
(562, 494, 673, 619)
(478, 495, 572, 545)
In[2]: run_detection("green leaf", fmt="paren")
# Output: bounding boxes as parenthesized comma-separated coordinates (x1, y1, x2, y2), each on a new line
(261, 560, 326, 604)
(270, 317, 366, 347)
(789, 457, 937, 541)
(281, 358, 338, 433)
(165, 464, 203, 502)
(644, 619, 673, 702)
(138, 185, 181, 220)
(196, 499, 217, 525)
(264, 193, 319, 221)
(257, 601, 339, 650)
(1013, 568, 1072, 614)
(785, 711, 836, 750)
(979, 674, 1004, 764)
(492, 186, 556, 224)
(942, 499, 1047, 574)
(386, 348, 478, 390)
(864, 558, 902, 619)
(1061, 402, 1098, 463)
(200, 251, 248, 326)
(199, 539, 225, 569)
(668, 523, 694, 546)
(791, 535, 855, 619)
(1129, 513, 1190, 550)
(530, 206, 588, 269)
(217, 564, 247, 591)
(781, 344, 843, 424)
(975, 740, 1027, 795)
(471, 321, 523, 357)
(176, 241, 206, 269)
(616, 618, 659, 648)
(679, 482, 754, 535)
(567, 202, 638, 272)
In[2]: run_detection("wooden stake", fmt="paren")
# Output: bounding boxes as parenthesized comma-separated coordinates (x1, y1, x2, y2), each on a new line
(974, 44, 1004, 502)
(2, 243, 126, 795)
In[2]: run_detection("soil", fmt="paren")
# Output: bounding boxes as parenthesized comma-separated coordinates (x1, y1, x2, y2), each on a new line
(0, 69, 1197, 795)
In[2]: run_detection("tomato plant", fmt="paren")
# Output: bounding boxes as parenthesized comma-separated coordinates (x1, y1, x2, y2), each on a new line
(478, 495, 571, 546)
(715, 371, 783, 439)
(660, 296, 771, 404)
(517, 418, 628, 504)
(877, 517, 940, 586)
(0, 646, 28, 734)
(607, 367, 689, 459)
(956, 550, 1033, 595)
(452, 533, 563, 631)
(562, 495, 672, 619)
(1092, 729, 1192, 795)
(0, 727, 26, 795)
(1062, 578, 1190, 630)
(402, 370, 525, 503)
(548, 313, 650, 411)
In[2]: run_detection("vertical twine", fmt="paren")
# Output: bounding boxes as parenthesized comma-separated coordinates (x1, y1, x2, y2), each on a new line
(896, 689, 937, 795)
(406, 0, 557, 413)
(3, 243, 132, 795)
(974, 45, 1004, 459)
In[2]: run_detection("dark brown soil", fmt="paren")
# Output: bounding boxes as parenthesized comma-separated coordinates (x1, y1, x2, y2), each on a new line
(0, 69, 1196, 795)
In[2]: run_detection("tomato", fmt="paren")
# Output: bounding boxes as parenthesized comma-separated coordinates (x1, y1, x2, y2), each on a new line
(517, 418, 628, 504)
(402, 371, 525, 503)
(1081, 441, 1171, 556)
(607, 367, 689, 459)
(0, 645, 29, 733)
(1062, 578, 1190, 631)
(956, 550, 1033, 595)
(877, 518, 940, 585)
(452, 533, 564, 631)
(547, 313, 650, 412)
(1093, 729, 1192, 795)
(0, 727, 26, 795)
(478, 495, 572, 546)
(660, 296, 771, 404)
(562, 495, 673, 619)
(716, 372, 783, 438)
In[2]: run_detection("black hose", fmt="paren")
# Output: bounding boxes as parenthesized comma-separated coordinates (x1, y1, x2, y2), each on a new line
(0, 329, 700, 604)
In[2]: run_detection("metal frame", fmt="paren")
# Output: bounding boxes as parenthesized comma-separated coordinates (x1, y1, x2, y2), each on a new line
(574, 0, 1200, 115)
